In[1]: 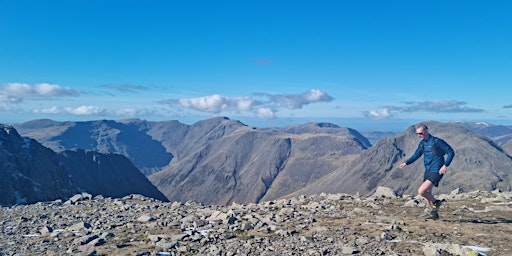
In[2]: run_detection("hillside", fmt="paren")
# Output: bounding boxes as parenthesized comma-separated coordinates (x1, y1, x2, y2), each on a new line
(149, 126, 367, 205)
(0, 125, 77, 205)
(294, 121, 512, 197)
(0, 124, 167, 206)
(454, 121, 512, 146)
(13, 119, 174, 175)
(58, 149, 168, 201)
(502, 139, 512, 156)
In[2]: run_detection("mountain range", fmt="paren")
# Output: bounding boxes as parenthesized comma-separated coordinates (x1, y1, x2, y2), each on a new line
(6, 117, 512, 206)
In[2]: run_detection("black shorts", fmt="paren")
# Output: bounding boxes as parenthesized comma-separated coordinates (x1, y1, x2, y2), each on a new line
(424, 171, 443, 187)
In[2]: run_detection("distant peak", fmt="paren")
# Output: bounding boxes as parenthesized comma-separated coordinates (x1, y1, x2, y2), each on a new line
(314, 122, 340, 128)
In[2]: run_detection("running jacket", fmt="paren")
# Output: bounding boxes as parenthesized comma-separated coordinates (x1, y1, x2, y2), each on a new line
(405, 135, 455, 172)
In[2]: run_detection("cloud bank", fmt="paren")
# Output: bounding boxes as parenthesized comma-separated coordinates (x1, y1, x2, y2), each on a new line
(386, 100, 484, 113)
(0, 83, 81, 103)
(365, 100, 484, 120)
(101, 83, 149, 93)
(33, 105, 155, 117)
(160, 89, 333, 119)
(2, 81, 491, 123)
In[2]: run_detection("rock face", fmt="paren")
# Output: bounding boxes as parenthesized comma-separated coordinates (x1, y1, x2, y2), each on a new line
(13, 119, 174, 175)
(0, 125, 77, 206)
(57, 149, 168, 202)
(0, 125, 167, 206)
(0, 188, 510, 255)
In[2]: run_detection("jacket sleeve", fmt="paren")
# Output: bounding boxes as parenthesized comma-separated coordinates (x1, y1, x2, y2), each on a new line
(438, 138, 455, 166)
(405, 143, 423, 165)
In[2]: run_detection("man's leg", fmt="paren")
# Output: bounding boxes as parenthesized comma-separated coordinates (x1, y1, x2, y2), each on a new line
(418, 180, 436, 209)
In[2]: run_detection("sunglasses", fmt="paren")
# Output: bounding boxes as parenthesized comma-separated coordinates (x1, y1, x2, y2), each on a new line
(416, 132, 425, 135)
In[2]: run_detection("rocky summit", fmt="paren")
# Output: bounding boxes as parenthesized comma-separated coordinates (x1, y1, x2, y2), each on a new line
(1, 187, 511, 256)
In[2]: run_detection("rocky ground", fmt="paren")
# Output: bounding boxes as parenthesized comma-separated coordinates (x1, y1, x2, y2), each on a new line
(1, 187, 511, 256)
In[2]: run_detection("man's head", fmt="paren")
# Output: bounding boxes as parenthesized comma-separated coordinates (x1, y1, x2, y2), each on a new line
(415, 123, 429, 140)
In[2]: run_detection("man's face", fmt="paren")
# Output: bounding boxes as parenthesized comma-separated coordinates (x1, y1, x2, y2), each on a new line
(416, 128, 428, 140)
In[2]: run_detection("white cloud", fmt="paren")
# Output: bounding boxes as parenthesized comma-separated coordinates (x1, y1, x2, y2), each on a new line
(304, 89, 332, 102)
(233, 97, 255, 111)
(33, 105, 157, 117)
(113, 108, 155, 116)
(176, 95, 258, 113)
(361, 100, 485, 120)
(34, 83, 80, 97)
(161, 89, 333, 119)
(178, 94, 230, 113)
(363, 108, 393, 120)
(33, 106, 62, 114)
(263, 89, 334, 110)
(0, 94, 20, 103)
(0, 83, 81, 103)
(255, 107, 276, 119)
(64, 106, 105, 115)
(34, 105, 105, 115)
(3, 83, 32, 96)
(386, 100, 484, 113)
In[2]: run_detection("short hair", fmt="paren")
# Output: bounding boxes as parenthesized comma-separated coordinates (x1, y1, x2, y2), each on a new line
(416, 123, 428, 130)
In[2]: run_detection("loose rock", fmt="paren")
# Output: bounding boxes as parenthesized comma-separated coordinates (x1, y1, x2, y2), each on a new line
(0, 189, 509, 255)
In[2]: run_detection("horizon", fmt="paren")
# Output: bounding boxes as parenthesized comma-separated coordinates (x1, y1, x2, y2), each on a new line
(2, 1, 512, 128)
(5, 115, 512, 133)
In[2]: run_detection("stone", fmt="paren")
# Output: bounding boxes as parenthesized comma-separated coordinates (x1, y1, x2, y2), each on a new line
(0, 191, 507, 255)
(67, 221, 93, 231)
(137, 214, 155, 222)
(372, 186, 397, 198)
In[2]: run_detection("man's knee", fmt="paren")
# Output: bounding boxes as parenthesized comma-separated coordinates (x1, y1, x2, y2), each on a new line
(418, 181, 433, 197)
(418, 187, 427, 197)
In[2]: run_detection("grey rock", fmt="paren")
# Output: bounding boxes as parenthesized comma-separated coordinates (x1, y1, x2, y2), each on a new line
(372, 186, 397, 198)
(423, 242, 479, 256)
(0, 188, 504, 255)
(137, 214, 155, 222)
(67, 221, 93, 231)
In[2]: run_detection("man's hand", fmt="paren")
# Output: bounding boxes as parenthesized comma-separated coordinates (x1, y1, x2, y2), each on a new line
(439, 165, 447, 175)
(399, 163, 406, 168)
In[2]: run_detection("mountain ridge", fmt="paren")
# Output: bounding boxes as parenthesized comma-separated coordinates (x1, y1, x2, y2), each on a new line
(10, 117, 512, 206)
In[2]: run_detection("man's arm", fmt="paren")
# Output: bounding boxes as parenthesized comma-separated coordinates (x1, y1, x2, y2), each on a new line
(400, 143, 423, 168)
(439, 139, 455, 166)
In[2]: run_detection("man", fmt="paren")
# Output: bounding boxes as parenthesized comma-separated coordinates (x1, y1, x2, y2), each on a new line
(399, 123, 455, 219)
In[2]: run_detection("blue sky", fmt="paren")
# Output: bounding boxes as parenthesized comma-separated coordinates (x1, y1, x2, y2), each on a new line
(1, 1, 511, 131)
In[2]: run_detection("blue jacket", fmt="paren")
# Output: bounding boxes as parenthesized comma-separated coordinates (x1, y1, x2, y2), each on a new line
(405, 135, 455, 172)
